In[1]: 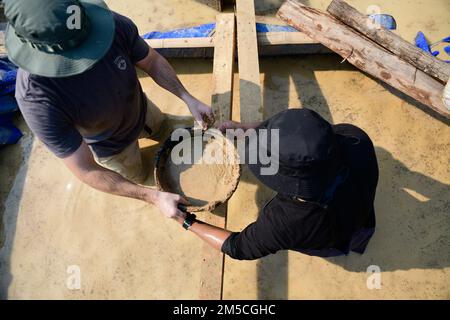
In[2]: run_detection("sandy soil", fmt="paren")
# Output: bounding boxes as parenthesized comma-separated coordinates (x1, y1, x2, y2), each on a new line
(0, 0, 449, 299)
(157, 132, 240, 211)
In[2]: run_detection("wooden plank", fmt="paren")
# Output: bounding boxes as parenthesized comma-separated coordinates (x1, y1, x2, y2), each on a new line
(277, 0, 449, 119)
(145, 31, 329, 56)
(198, 206, 227, 300)
(327, 0, 450, 84)
(0, 29, 5, 56)
(258, 32, 331, 56)
(259, 31, 316, 45)
(195, 0, 223, 11)
(211, 13, 236, 124)
(236, 0, 263, 122)
(0, 4, 5, 22)
(146, 37, 214, 49)
(198, 13, 235, 300)
(258, 43, 331, 56)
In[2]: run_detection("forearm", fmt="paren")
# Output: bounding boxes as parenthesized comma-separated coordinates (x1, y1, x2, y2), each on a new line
(79, 166, 157, 203)
(241, 122, 262, 130)
(146, 52, 193, 103)
(173, 216, 232, 251)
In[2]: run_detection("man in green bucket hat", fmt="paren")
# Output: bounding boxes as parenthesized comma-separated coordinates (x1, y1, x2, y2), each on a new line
(4, 0, 213, 218)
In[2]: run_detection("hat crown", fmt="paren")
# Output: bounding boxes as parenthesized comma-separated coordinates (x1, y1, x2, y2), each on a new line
(267, 109, 336, 169)
(5, 0, 85, 45)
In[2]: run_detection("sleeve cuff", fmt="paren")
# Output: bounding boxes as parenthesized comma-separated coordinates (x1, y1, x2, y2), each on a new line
(221, 232, 241, 259)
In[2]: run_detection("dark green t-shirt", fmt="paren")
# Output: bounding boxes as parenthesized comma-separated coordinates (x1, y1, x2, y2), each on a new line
(15, 13, 150, 158)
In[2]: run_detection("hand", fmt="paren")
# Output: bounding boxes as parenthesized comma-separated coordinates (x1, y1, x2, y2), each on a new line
(153, 191, 190, 220)
(187, 98, 215, 129)
(216, 120, 243, 132)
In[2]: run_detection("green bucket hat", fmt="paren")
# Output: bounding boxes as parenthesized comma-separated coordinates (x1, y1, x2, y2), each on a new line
(4, 0, 115, 77)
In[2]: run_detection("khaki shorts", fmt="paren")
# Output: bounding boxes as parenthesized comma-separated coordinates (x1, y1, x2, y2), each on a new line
(93, 97, 166, 184)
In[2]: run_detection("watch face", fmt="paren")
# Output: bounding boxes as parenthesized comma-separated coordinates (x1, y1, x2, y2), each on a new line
(183, 214, 197, 230)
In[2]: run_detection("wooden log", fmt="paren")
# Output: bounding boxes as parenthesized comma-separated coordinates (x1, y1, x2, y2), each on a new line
(236, 0, 263, 122)
(277, 0, 449, 119)
(199, 13, 235, 300)
(327, 0, 450, 84)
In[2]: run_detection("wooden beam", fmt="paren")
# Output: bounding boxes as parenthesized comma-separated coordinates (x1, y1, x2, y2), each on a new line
(211, 13, 236, 124)
(0, 24, 6, 56)
(194, 0, 223, 11)
(236, 0, 263, 122)
(146, 32, 319, 48)
(327, 0, 450, 84)
(144, 31, 330, 58)
(277, 0, 449, 119)
(146, 37, 214, 49)
(259, 31, 316, 45)
(198, 13, 236, 300)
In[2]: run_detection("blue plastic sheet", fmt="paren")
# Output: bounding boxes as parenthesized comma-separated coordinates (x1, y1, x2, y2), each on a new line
(415, 32, 450, 63)
(142, 23, 298, 40)
(0, 57, 17, 96)
(142, 23, 215, 39)
(0, 94, 18, 115)
(368, 14, 397, 30)
(142, 19, 395, 40)
(0, 125, 22, 145)
(0, 57, 22, 146)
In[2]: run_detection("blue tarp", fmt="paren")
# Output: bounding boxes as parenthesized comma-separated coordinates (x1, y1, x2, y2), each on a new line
(415, 32, 450, 63)
(142, 23, 298, 40)
(141, 18, 395, 40)
(0, 57, 22, 146)
(0, 57, 17, 96)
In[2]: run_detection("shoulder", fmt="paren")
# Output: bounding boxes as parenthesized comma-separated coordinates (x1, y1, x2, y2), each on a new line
(263, 194, 317, 221)
(334, 124, 376, 158)
(15, 68, 57, 103)
(334, 124, 379, 181)
(333, 123, 372, 145)
(112, 11, 139, 36)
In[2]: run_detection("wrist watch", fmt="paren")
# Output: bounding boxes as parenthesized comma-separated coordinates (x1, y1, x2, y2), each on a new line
(182, 212, 197, 230)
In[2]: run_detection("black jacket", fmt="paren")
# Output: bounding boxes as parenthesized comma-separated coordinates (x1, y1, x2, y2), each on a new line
(222, 124, 379, 260)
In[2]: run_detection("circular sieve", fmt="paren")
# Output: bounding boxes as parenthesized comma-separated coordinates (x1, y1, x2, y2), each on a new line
(154, 128, 241, 212)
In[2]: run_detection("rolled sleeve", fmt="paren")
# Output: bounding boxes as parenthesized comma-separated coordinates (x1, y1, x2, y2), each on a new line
(115, 13, 150, 63)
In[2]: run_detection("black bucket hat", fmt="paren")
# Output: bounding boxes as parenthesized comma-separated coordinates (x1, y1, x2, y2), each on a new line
(4, 0, 114, 77)
(246, 108, 343, 200)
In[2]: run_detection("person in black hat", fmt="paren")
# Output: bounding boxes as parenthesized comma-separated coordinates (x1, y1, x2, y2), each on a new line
(174, 108, 379, 260)
(4, 0, 213, 218)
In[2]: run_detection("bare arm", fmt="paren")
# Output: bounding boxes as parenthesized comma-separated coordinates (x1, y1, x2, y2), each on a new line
(136, 48, 214, 128)
(172, 215, 232, 251)
(217, 120, 262, 132)
(62, 141, 188, 218)
(172, 207, 286, 260)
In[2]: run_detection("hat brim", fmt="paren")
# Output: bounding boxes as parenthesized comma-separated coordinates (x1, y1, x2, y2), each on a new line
(246, 124, 340, 199)
(247, 161, 328, 199)
(5, 0, 115, 77)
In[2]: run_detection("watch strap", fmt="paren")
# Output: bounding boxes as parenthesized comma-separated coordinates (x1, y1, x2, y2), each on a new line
(182, 213, 197, 230)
